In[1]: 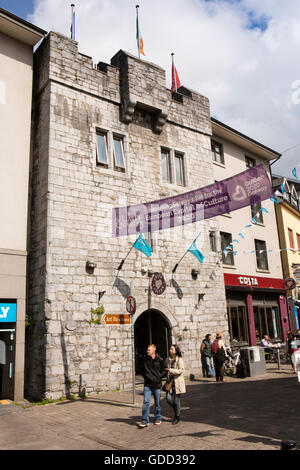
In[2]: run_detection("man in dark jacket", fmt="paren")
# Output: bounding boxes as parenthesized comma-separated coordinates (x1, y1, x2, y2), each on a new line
(138, 344, 164, 427)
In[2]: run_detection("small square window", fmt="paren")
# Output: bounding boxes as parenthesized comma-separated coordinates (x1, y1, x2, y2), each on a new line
(96, 131, 108, 165)
(174, 152, 185, 186)
(211, 140, 224, 165)
(246, 156, 256, 168)
(161, 149, 171, 183)
(255, 239, 269, 270)
(113, 135, 125, 169)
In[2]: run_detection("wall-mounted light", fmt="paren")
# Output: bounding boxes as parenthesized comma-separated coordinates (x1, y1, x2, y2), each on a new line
(86, 260, 97, 274)
(191, 268, 200, 280)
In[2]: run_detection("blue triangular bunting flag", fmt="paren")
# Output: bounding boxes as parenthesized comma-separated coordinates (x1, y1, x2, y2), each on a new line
(188, 241, 204, 264)
(133, 234, 152, 257)
(292, 168, 298, 179)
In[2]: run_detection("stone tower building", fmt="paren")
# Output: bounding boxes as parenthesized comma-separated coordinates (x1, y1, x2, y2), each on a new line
(26, 31, 228, 400)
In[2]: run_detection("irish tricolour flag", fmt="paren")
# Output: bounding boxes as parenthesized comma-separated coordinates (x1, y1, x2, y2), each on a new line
(136, 6, 145, 57)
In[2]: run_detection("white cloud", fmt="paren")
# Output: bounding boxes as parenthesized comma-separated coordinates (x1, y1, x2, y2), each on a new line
(29, 0, 300, 177)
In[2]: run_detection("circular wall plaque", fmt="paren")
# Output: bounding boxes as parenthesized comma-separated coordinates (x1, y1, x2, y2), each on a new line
(284, 278, 296, 290)
(66, 320, 77, 331)
(151, 273, 166, 295)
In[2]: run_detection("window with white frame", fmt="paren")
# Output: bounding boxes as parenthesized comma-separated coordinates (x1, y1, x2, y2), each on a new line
(211, 140, 224, 165)
(113, 135, 125, 169)
(255, 239, 269, 270)
(96, 131, 108, 165)
(221, 231, 234, 265)
(174, 152, 185, 186)
(161, 148, 171, 183)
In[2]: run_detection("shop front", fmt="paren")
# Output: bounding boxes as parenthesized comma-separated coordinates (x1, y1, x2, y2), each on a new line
(0, 301, 17, 400)
(224, 274, 290, 347)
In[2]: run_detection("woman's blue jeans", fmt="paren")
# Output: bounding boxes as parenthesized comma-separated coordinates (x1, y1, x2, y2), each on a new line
(166, 391, 181, 417)
(142, 386, 162, 424)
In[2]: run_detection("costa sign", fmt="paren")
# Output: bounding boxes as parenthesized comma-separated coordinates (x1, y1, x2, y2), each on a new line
(238, 277, 258, 286)
(224, 273, 285, 290)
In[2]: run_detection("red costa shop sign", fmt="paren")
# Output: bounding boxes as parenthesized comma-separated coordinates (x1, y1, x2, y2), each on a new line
(224, 273, 285, 290)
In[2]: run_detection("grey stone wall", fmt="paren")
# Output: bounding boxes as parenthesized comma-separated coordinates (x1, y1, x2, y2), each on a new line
(26, 31, 228, 400)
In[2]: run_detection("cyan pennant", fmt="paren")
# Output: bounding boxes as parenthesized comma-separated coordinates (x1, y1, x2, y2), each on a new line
(292, 168, 298, 179)
(133, 233, 152, 257)
(188, 240, 204, 264)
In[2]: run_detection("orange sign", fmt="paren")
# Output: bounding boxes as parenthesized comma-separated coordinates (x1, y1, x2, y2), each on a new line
(102, 314, 131, 325)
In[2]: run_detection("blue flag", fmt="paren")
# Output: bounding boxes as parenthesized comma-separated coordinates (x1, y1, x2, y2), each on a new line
(133, 234, 152, 257)
(270, 196, 279, 204)
(292, 168, 297, 179)
(188, 241, 204, 264)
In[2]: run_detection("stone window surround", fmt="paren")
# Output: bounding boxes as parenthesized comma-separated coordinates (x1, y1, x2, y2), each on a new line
(95, 126, 128, 173)
(160, 145, 188, 188)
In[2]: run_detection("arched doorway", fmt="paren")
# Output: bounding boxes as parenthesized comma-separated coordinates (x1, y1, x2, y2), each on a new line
(134, 309, 172, 374)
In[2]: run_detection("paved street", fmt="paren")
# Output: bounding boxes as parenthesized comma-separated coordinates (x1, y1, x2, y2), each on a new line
(0, 363, 299, 451)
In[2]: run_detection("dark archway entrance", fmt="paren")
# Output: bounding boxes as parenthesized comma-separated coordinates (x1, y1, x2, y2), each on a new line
(134, 309, 172, 374)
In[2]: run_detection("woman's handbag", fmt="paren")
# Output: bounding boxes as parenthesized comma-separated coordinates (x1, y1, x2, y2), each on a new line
(162, 377, 174, 393)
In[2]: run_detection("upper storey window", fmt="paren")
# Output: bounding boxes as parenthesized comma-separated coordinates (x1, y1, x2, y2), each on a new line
(113, 135, 125, 170)
(245, 156, 256, 168)
(96, 131, 108, 165)
(211, 140, 224, 165)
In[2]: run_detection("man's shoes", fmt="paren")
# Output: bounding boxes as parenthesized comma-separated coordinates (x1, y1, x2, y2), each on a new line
(138, 421, 149, 428)
(154, 420, 161, 425)
(172, 416, 180, 425)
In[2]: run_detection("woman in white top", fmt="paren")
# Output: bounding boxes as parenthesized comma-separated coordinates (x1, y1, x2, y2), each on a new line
(164, 344, 186, 424)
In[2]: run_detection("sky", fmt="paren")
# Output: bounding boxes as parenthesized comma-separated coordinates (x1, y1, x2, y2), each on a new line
(2, 0, 300, 179)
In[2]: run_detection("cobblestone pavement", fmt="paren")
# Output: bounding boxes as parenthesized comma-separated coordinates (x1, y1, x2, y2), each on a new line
(0, 363, 299, 450)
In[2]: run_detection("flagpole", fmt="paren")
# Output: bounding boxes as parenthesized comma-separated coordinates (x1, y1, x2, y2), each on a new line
(172, 229, 203, 274)
(171, 53, 176, 92)
(71, 4, 75, 40)
(117, 244, 135, 271)
(136, 5, 140, 59)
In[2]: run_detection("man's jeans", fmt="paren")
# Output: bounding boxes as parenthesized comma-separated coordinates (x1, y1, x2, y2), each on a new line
(205, 356, 215, 376)
(142, 386, 162, 424)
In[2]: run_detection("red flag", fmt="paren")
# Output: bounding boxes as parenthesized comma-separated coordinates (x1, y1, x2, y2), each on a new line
(171, 55, 181, 93)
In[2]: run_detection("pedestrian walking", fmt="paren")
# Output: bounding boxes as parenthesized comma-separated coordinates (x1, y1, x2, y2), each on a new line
(200, 334, 215, 378)
(286, 331, 297, 373)
(211, 332, 228, 383)
(164, 344, 186, 425)
(138, 344, 164, 428)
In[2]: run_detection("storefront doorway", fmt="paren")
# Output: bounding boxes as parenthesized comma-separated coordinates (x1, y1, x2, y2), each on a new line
(134, 309, 172, 374)
(0, 325, 16, 400)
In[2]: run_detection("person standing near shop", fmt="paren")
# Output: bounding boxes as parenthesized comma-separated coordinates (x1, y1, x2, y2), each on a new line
(138, 344, 165, 428)
(211, 332, 228, 383)
(164, 344, 186, 425)
(200, 334, 215, 378)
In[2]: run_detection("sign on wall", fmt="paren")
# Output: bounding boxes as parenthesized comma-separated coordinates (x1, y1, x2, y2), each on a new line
(0, 303, 17, 323)
(113, 164, 273, 237)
